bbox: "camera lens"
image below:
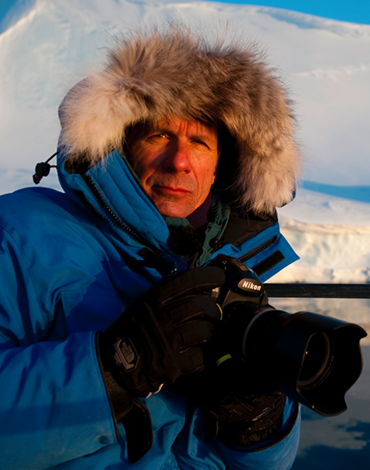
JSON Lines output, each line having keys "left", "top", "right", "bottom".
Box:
{"left": 297, "top": 332, "right": 332, "bottom": 389}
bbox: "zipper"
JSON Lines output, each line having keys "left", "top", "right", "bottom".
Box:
{"left": 81, "top": 174, "right": 280, "bottom": 275}
{"left": 82, "top": 175, "right": 178, "bottom": 276}
{"left": 238, "top": 235, "right": 278, "bottom": 263}
{"left": 82, "top": 174, "right": 151, "bottom": 246}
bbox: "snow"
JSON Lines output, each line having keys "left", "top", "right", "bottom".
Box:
{"left": 0, "top": 0, "right": 369, "bottom": 333}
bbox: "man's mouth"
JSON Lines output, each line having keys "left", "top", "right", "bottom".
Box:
{"left": 153, "top": 185, "right": 191, "bottom": 196}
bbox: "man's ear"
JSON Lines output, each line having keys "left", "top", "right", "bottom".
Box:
{"left": 211, "top": 169, "right": 217, "bottom": 185}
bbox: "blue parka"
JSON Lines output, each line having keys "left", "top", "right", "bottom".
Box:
{"left": 0, "top": 149, "right": 300, "bottom": 470}
{"left": 0, "top": 25, "right": 303, "bottom": 470}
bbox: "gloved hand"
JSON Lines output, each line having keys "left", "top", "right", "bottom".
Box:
{"left": 179, "top": 298, "right": 286, "bottom": 447}
{"left": 186, "top": 357, "right": 286, "bottom": 446}
{"left": 99, "top": 266, "right": 225, "bottom": 400}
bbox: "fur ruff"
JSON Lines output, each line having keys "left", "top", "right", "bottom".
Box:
{"left": 59, "top": 25, "right": 300, "bottom": 214}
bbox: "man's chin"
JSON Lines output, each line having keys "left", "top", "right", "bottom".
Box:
{"left": 159, "top": 208, "right": 193, "bottom": 218}
{"left": 155, "top": 201, "right": 194, "bottom": 219}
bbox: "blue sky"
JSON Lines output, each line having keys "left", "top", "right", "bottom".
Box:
{"left": 1, "top": 1, "right": 370, "bottom": 27}
{"left": 205, "top": 0, "right": 370, "bottom": 25}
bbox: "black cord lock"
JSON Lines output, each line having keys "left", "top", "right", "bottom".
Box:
{"left": 33, "top": 152, "right": 59, "bottom": 184}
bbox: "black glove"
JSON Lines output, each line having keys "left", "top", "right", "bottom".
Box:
{"left": 97, "top": 266, "right": 225, "bottom": 462}
{"left": 99, "top": 266, "right": 225, "bottom": 399}
{"left": 197, "top": 359, "right": 286, "bottom": 445}
{"left": 186, "top": 357, "right": 286, "bottom": 447}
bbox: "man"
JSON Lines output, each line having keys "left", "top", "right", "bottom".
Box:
{"left": 0, "top": 26, "right": 301, "bottom": 469}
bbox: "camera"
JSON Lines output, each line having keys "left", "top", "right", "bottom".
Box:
{"left": 209, "top": 255, "right": 367, "bottom": 416}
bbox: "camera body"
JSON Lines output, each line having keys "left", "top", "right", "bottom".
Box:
{"left": 209, "top": 255, "right": 367, "bottom": 416}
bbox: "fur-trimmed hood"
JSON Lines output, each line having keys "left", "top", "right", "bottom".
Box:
{"left": 59, "top": 25, "right": 300, "bottom": 214}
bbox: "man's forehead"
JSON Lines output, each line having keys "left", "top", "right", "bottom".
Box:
{"left": 131, "top": 117, "right": 218, "bottom": 139}
{"left": 156, "top": 117, "right": 217, "bottom": 132}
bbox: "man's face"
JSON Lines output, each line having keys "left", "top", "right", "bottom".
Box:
{"left": 126, "top": 117, "right": 219, "bottom": 218}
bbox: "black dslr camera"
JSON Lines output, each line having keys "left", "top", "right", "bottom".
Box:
{"left": 209, "top": 255, "right": 367, "bottom": 417}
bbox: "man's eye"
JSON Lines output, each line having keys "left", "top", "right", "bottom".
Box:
{"left": 147, "top": 133, "right": 168, "bottom": 142}
{"left": 194, "top": 139, "right": 209, "bottom": 148}
{"left": 146, "top": 133, "right": 168, "bottom": 145}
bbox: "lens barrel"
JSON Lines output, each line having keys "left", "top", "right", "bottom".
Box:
{"left": 238, "top": 309, "right": 366, "bottom": 416}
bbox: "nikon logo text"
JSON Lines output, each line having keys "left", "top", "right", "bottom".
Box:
{"left": 241, "top": 281, "right": 261, "bottom": 291}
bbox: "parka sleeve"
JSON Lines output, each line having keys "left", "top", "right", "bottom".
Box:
{"left": 0, "top": 227, "right": 118, "bottom": 470}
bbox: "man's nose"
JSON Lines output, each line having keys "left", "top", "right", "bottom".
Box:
{"left": 162, "top": 143, "right": 192, "bottom": 173}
